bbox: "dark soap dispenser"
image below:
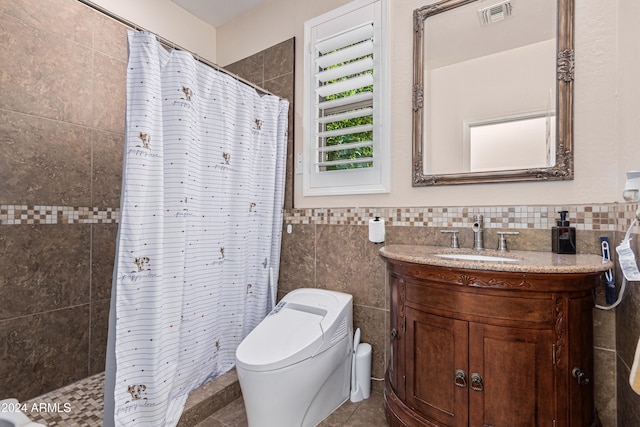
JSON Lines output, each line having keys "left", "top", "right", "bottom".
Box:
{"left": 552, "top": 210, "right": 576, "bottom": 254}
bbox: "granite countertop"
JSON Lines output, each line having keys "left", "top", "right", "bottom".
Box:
{"left": 379, "top": 244, "right": 613, "bottom": 274}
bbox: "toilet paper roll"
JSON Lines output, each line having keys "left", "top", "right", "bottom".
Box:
{"left": 368, "top": 217, "right": 385, "bottom": 243}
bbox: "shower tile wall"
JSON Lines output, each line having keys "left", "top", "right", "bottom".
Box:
{"left": 0, "top": 0, "right": 127, "bottom": 401}
{"left": 0, "top": 1, "right": 294, "bottom": 403}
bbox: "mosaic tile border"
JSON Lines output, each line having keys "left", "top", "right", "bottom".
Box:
{"left": 0, "top": 205, "right": 119, "bottom": 225}
{"left": 2, "top": 203, "right": 637, "bottom": 233}
{"left": 284, "top": 203, "right": 639, "bottom": 233}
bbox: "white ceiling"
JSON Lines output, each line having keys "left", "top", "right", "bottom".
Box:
{"left": 171, "top": 0, "right": 269, "bottom": 28}
{"left": 426, "top": 0, "right": 556, "bottom": 68}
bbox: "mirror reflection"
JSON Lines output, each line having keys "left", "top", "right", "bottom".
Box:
{"left": 467, "top": 114, "right": 556, "bottom": 172}
{"left": 413, "top": 0, "right": 575, "bottom": 186}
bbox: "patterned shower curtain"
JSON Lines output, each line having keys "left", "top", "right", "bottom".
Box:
{"left": 108, "top": 31, "right": 288, "bottom": 426}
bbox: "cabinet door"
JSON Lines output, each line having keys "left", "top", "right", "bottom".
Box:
{"left": 566, "top": 296, "right": 596, "bottom": 427}
{"left": 405, "top": 307, "right": 469, "bottom": 427}
{"left": 468, "top": 323, "right": 555, "bottom": 427}
{"left": 388, "top": 274, "right": 405, "bottom": 399}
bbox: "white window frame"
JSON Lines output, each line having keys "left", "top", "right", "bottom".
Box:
{"left": 303, "top": 0, "right": 390, "bottom": 196}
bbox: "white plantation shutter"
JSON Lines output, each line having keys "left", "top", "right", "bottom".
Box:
{"left": 303, "top": 0, "right": 389, "bottom": 196}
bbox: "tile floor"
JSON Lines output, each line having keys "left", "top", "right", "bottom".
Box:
{"left": 22, "top": 372, "right": 105, "bottom": 426}
{"left": 17, "top": 372, "right": 389, "bottom": 427}
{"left": 195, "top": 392, "right": 390, "bottom": 427}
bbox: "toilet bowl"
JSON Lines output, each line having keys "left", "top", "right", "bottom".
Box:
{"left": 0, "top": 399, "right": 44, "bottom": 427}
{"left": 235, "top": 288, "right": 353, "bottom": 427}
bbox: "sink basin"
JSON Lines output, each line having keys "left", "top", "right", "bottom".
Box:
{"left": 434, "top": 253, "right": 520, "bottom": 262}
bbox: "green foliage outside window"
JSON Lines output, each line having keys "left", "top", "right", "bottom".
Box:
{"left": 322, "top": 65, "right": 374, "bottom": 171}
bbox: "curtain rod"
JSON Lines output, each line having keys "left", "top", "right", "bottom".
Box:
{"left": 76, "top": 0, "right": 280, "bottom": 98}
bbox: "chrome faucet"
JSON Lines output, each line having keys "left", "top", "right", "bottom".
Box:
{"left": 440, "top": 229, "right": 460, "bottom": 248}
{"left": 496, "top": 231, "right": 520, "bottom": 252}
{"left": 472, "top": 215, "right": 484, "bottom": 250}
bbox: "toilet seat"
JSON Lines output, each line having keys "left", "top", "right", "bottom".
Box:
{"left": 236, "top": 304, "right": 325, "bottom": 372}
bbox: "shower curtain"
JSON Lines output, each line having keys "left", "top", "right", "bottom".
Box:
{"left": 106, "top": 31, "right": 289, "bottom": 426}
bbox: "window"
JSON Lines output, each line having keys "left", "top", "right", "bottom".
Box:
{"left": 464, "top": 112, "right": 556, "bottom": 172}
{"left": 303, "top": 0, "right": 389, "bottom": 196}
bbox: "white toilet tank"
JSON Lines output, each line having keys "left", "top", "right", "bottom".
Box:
{"left": 235, "top": 288, "right": 353, "bottom": 427}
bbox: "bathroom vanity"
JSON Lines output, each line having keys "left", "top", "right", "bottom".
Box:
{"left": 380, "top": 245, "right": 612, "bottom": 427}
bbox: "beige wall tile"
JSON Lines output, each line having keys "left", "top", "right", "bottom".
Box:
{"left": 0, "top": 110, "right": 92, "bottom": 206}
{"left": 593, "top": 292, "right": 617, "bottom": 350}
{"left": 92, "top": 10, "right": 129, "bottom": 62}
{"left": 92, "top": 130, "right": 123, "bottom": 209}
{"left": 616, "top": 270, "right": 640, "bottom": 366}
{"left": 315, "top": 224, "right": 386, "bottom": 309}
{"left": 91, "top": 223, "right": 118, "bottom": 300}
{"left": 90, "top": 298, "right": 111, "bottom": 375}
{"left": 0, "top": 0, "right": 93, "bottom": 46}
{"left": 92, "top": 53, "right": 126, "bottom": 132}
{"left": 223, "top": 53, "right": 264, "bottom": 87}
{"left": 263, "top": 38, "right": 294, "bottom": 82}
{"left": 0, "top": 15, "right": 93, "bottom": 126}
{"left": 353, "top": 304, "right": 387, "bottom": 387}
{"left": 0, "top": 225, "right": 91, "bottom": 320}
{"left": 0, "top": 305, "right": 90, "bottom": 401}
{"left": 617, "top": 355, "right": 640, "bottom": 426}
{"left": 278, "top": 223, "right": 315, "bottom": 292}
{"left": 594, "top": 348, "right": 617, "bottom": 426}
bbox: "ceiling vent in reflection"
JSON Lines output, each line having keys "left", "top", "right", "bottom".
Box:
{"left": 478, "top": 0, "right": 513, "bottom": 25}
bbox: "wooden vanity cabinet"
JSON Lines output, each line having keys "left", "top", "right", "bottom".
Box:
{"left": 384, "top": 259, "right": 600, "bottom": 427}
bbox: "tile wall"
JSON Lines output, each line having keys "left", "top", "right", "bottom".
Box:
{"left": 0, "top": 1, "right": 296, "bottom": 403}
{"left": 2, "top": 1, "right": 640, "bottom": 426}
{"left": 278, "top": 204, "right": 640, "bottom": 427}
{"left": 616, "top": 218, "right": 640, "bottom": 425}
{"left": 225, "top": 20, "right": 640, "bottom": 427}
{"left": 0, "top": 0, "right": 126, "bottom": 400}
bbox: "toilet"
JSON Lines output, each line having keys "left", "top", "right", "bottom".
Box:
{"left": 235, "top": 288, "right": 353, "bottom": 427}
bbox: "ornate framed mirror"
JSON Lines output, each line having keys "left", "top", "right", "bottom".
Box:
{"left": 412, "top": 0, "right": 574, "bottom": 186}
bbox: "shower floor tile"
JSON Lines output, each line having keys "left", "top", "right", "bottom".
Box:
{"left": 22, "top": 372, "right": 105, "bottom": 426}
{"left": 17, "top": 371, "right": 389, "bottom": 426}
{"left": 197, "top": 391, "right": 390, "bottom": 427}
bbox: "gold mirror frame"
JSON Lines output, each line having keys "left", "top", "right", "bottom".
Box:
{"left": 412, "top": 0, "right": 575, "bottom": 186}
